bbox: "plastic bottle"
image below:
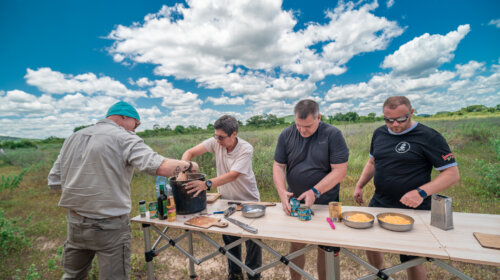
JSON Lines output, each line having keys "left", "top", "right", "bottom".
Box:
{"left": 155, "top": 176, "right": 167, "bottom": 199}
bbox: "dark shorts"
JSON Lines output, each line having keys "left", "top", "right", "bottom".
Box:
{"left": 369, "top": 194, "right": 429, "bottom": 263}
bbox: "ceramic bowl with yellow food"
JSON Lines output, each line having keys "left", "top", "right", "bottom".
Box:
{"left": 341, "top": 211, "right": 374, "bottom": 229}
{"left": 377, "top": 212, "right": 414, "bottom": 232}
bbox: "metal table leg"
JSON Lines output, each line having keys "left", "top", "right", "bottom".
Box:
{"left": 142, "top": 223, "right": 155, "bottom": 280}
{"left": 188, "top": 231, "right": 197, "bottom": 279}
{"left": 323, "top": 247, "right": 340, "bottom": 280}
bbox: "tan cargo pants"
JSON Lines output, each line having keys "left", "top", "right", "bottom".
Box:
{"left": 61, "top": 211, "right": 131, "bottom": 280}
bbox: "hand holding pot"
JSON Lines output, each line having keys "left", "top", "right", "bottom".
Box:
{"left": 185, "top": 180, "right": 207, "bottom": 197}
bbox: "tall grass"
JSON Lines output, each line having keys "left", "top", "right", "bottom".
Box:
{"left": 0, "top": 117, "right": 498, "bottom": 279}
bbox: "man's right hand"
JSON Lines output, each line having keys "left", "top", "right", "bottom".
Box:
{"left": 279, "top": 190, "right": 294, "bottom": 215}
{"left": 353, "top": 185, "right": 364, "bottom": 204}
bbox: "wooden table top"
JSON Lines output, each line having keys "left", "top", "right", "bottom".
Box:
{"left": 131, "top": 199, "right": 500, "bottom": 266}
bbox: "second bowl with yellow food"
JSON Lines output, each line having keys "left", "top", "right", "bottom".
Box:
{"left": 341, "top": 211, "right": 374, "bottom": 229}
{"left": 377, "top": 212, "right": 414, "bottom": 232}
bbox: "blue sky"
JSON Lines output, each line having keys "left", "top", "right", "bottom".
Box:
{"left": 1, "top": 0, "right": 499, "bottom": 139}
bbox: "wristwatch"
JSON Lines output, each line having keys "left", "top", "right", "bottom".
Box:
{"left": 205, "top": 180, "right": 212, "bottom": 191}
{"left": 311, "top": 187, "right": 321, "bottom": 199}
{"left": 416, "top": 187, "right": 428, "bottom": 198}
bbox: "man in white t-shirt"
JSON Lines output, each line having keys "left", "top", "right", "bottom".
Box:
{"left": 183, "top": 115, "right": 261, "bottom": 280}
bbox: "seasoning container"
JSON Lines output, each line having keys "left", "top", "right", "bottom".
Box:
{"left": 139, "top": 200, "right": 146, "bottom": 218}
{"left": 290, "top": 198, "right": 300, "bottom": 217}
{"left": 297, "top": 206, "right": 312, "bottom": 221}
{"left": 167, "top": 196, "right": 176, "bottom": 222}
{"left": 329, "top": 202, "right": 341, "bottom": 222}
{"left": 149, "top": 202, "right": 158, "bottom": 219}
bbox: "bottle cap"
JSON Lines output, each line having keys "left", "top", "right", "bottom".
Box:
{"left": 139, "top": 200, "right": 146, "bottom": 205}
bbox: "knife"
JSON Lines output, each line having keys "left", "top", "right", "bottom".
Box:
{"left": 225, "top": 216, "right": 258, "bottom": 234}
{"left": 223, "top": 206, "right": 258, "bottom": 234}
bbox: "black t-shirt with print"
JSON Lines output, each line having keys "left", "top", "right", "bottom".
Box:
{"left": 370, "top": 122, "right": 456, "bottom": 209}
{"left": 274, "top": 122, "right": 349, "bottom": 204}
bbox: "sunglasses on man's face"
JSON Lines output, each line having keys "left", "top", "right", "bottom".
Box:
{"left": 214, "top": 135, "right": 229, "bottom": 141}
{"left": 383, "top": 114, "right": 410, "bottom": 124}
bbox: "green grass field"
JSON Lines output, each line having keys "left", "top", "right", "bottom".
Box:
{"left": 0, "top": 117, "right": 498, "bottom": 279}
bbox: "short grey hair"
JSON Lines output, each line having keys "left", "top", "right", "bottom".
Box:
{"left": 214, "top": 115, "right": 238, "bottom": 136}
{"left": 294, "top": 99, "right": 319, "bottom": 119}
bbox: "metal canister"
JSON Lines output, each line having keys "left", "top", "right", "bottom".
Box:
{"left": 297, "top": 206, "right": 312, "bottom": 221}
{"left": 431, "top": 194, "right": 454, "bottom": 230}
{"left": 290, "top": 198, "right": 300, "bottom": 217}
{"left": 149, "top": 202, "right": 158, "bottom": 219}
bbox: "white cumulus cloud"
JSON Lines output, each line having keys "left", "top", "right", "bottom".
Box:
{"left": 382, "top": 24, "right": 470, "bottom": 77}
{"left": 25, "top": 67, "right": 146, "bottom": 98}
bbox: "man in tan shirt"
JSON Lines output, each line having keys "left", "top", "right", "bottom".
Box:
{"left": 48, "top": 101, "right": 198, "bottom": 280}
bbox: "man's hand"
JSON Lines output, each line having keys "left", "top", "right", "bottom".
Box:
{"left": 297, "top": 189, "right": 316, "bottom": 207}
{"left": 353, "top": 186, "right": 364, "bottom": 204}
{"left": 278, "top": 190, "right": 294, "bottom": 215}
{"left": 400, "top": 189, "right": 424, "bottom": 208}
{"left": 191, "top": 162, "right": 199, "bottom": 173}
{"left": 185, "top": 180, "right": 207, "bottom": 197}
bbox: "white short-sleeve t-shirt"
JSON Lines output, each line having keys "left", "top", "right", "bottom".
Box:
{"left": 203, "top": 137, "right": 260, "bottom": 202}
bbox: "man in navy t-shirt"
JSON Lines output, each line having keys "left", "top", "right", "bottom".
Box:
{"left": 353, "top": 96, "right": 460, "bottom": 280}
{"left": 274, "top": 99, "right": 349, "bottom": 280}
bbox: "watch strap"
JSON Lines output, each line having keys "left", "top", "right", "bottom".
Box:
{"left": 311, "top": 187, "right": 321, "bottom": 198}
{"left": 416, "top": 187, "right": 428, "bottom": 198}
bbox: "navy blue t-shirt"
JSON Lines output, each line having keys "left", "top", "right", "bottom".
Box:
{"left": 274, "top": 122, "right": 349, "bottom": 204}
{"left": 370, "top": 122, "right": 457, "bottom": 209}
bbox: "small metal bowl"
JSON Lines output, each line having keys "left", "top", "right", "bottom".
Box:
{"left": 377, "top": 212, "right": 414, "bottom": 232}
{"left": 241, "top": 204, "right": 266, "bottom": 218}
{"left": 341, "top": 211, "right": 374, "bottom": 229}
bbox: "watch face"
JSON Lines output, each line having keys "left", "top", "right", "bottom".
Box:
{"left": 206, "top": 180, "right": 212, "bottom": 187}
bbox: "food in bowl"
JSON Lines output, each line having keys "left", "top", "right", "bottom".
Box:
{"left": 379, "top": 215, "right": 411, "bottom": 225}
{"left": 345, "top": 213, "right": 373, "bottom": 223}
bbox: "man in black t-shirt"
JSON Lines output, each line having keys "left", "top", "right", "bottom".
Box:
{"left": 274, "top": 99, "right": 349, "bottom": 280}
{"left": 354, "top": 96, "right": 460, "bottom": 280}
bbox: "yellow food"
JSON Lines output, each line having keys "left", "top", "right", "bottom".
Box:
{"left": 379, "top": 215, "right": 411, "bottom": 225}
{"left": 346, "top": 213, "right": 372, "bottom": 222}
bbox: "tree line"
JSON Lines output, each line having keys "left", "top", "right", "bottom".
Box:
{"left": 0, "top": 104, "right": 498, "bottom": 148}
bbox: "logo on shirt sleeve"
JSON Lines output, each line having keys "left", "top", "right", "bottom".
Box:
{"left": 395, "top": 142, "right": 411, "bottom": 153}
{"left": 441, "top": 153, "right": 455, "bottom": 161}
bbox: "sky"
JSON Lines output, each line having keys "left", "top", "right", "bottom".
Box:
{"left": 0, "top": 0, "right": 499, "bottom": 139}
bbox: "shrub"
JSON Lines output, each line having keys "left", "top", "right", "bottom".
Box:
{"left": 0, "top": 168, "right": 27, "bottom": 192}
{"left": 0, "top": 210, "right": 31, "bottom": 258}
{"left": 475, "top": 138, "right": 500, "bottom": 197}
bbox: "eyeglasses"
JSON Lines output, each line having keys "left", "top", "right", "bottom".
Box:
{"left": 133, "top": 119, "right": 141, "bottom": 129}
{"left": 214, "top": 134, "right": 229, "bottom": 141}
{"left": 384, "top": 114, "right": 410, "bottom": 124}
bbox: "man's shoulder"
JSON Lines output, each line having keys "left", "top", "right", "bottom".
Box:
{"left": 237, "top": 137, "right": 254, "bottom": 152}
{"left": 319, "top": 122, "right": 342, "bottom": 134}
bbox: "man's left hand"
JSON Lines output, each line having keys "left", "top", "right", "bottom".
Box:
{"left": 185, "top": 180, "right": 207, "bottom": 197}
{"left": 297, "top": 189, "right": 316, "bottom": 207}
{"left": 400, "top": 190, "right": 423, "bottom": 208}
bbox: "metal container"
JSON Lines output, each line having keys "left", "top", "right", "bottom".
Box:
{"left": 297, "top": 206, "right": 312, "bottom": 221}
{"left": 431, "top": 194, "right": 454, "bottom": 230}
{"left": 341, "top": 211, "right": 374, "bottom": 229}
{"left": 169, "top": 173, "right": 207, "bottom": 214}
{"left": 377, "top": 212, "right": 414, "bottom": 232}
{"left": 241, "top": 204, "right": 266, "bottom": 218}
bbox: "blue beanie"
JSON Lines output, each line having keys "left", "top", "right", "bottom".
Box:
{"left": 106, "top": 101, "right": 140, "bottom": 121}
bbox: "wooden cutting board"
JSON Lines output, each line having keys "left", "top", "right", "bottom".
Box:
{"left": 473, "top": 232, "right": 500, "bottom": 250}
{"left": 184, "top": 216, "right": 228, "bottom": 229}
{"left": 206, "top": 193, "right": 221, "bottom": 203}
